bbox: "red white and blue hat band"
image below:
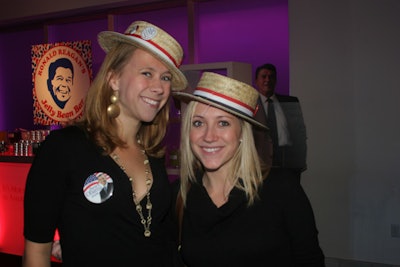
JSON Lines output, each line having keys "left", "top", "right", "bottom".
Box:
{"left": 125, "top": 32, "right": 181, "bottom": 68}
{"left": 193, "top": 87, "right": 256, "bottom": 118}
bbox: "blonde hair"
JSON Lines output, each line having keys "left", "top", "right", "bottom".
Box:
{"left": 179, "top": 101, "right": 267, "bottom": 206}
{"left": 77, "top": 42, "right": 169, "bottom": 157}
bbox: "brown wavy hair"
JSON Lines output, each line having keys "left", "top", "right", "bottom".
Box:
{"left": 76, "top": 42, "right": 170, "bottom": 158}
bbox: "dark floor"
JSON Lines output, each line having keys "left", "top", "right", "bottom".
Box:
{"left": 0, "top": 252, "right": 62, "bottom": 266}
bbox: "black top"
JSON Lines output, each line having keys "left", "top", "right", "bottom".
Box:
{"left": 24, "top": 126, "right": 176, "bottom": 267}
{"left": 180, "top": 168, "right": 325, "bottom": 267}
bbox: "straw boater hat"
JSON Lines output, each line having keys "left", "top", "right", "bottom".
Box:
{"left": 98, "top": 20, "right": 188, "bottom": 91}
{"left": 173, "top": 72, "right": 268, "bottom": 130}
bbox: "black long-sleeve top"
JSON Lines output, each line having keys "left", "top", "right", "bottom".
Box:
{"left": 24, "top": 126, "right": 176, "bottom": 266}
{"left": 180, "top": 168, "right": 325, "bottom": 267}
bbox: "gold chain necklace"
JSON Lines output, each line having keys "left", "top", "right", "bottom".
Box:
{"left": 111, "top": 141, "right": 153, "bottom": 237}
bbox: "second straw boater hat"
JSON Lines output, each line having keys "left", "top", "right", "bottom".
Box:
{"left": 97, "top": 20, "right": 188, "bottom": 91}
{"left": 173, "top": 72, "right": 268, "bottom": 130}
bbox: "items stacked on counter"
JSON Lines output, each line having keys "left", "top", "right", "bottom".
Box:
{"left": 0, "top": 129, "right": 50, "bottom": 157}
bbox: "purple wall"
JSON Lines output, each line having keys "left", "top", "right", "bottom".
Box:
{"left": 196, "top": 0, "right": 289, "bottom": 91}
{"left": 46, "top": 18, "right": 108, "bottom": 75}
{"left": 0, "top": 0, "right": 288, "bottom": 132}
{"left": 0, "top": 28, "right": 44, "bottom": 131}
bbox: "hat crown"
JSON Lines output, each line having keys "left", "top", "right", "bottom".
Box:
{"left": 195, "top": 72, "right": 259, "bottom": 116}
{"left": 172, "top": 72, "right": 267, "bottom": 129}
{"left": 123, "top": 21, "right": 183, "bottom": 68}
{"left": 97, "top": 20, "right": 188, "bottom": 90}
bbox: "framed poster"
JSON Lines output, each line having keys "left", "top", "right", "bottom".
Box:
{"left": 32, "top": 41, "right": 92, "bottom": 125}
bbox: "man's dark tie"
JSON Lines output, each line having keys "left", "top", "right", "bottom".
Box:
{"left": 267, "top": 98, "right": 279, "bottom": 163}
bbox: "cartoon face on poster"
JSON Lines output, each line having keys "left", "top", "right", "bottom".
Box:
{"left": 32, "top": 41, "right": 92, "bottom": 125}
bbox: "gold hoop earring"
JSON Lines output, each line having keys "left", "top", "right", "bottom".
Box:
{"left": 107, "top": 91, "right": 120, "bottom": 118}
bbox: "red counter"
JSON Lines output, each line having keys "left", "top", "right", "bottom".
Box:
{"left": 0, "top": 160, "right": 31, "bottom": 256}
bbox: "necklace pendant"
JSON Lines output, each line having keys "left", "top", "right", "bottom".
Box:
{"left": 112, "top": 145, "right": 153, "bottom": 239}
{"left": 144, "top": 230, "right": 151, "bottom": 237}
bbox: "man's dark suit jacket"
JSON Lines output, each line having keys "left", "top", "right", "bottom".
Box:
{"left": 253, "top": 94, "right": 307, "bottom": 173}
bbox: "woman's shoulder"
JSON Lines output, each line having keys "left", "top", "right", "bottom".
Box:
{"left": 39, "top": 125, "right": 90, "bottom": 153}
{"left": 47, "top": 125, "right": 86, "bottom": 139}
{"left": 259, "top": 168, "right": 306, "bottom": 206}
{"left": 263, "top": 168, "right": 300, "bottom": 190}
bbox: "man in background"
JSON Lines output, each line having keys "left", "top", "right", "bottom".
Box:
{"left": 253, "top": 63, "right": 307, "bottom": 180}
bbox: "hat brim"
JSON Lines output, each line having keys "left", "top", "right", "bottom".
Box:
{"left": 98, "top": 31, "right": 188, "bottom": 91}
{"left": 173, "top": 92, "right": 268, "bottom": 130}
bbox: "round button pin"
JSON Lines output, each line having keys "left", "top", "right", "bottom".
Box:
{"left": 83, "top": 172, "right": 114, "bottom": 204}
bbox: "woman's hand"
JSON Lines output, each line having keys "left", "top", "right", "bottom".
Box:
{"left": 51, "top": 240, "right": 62, "bottom": 261}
